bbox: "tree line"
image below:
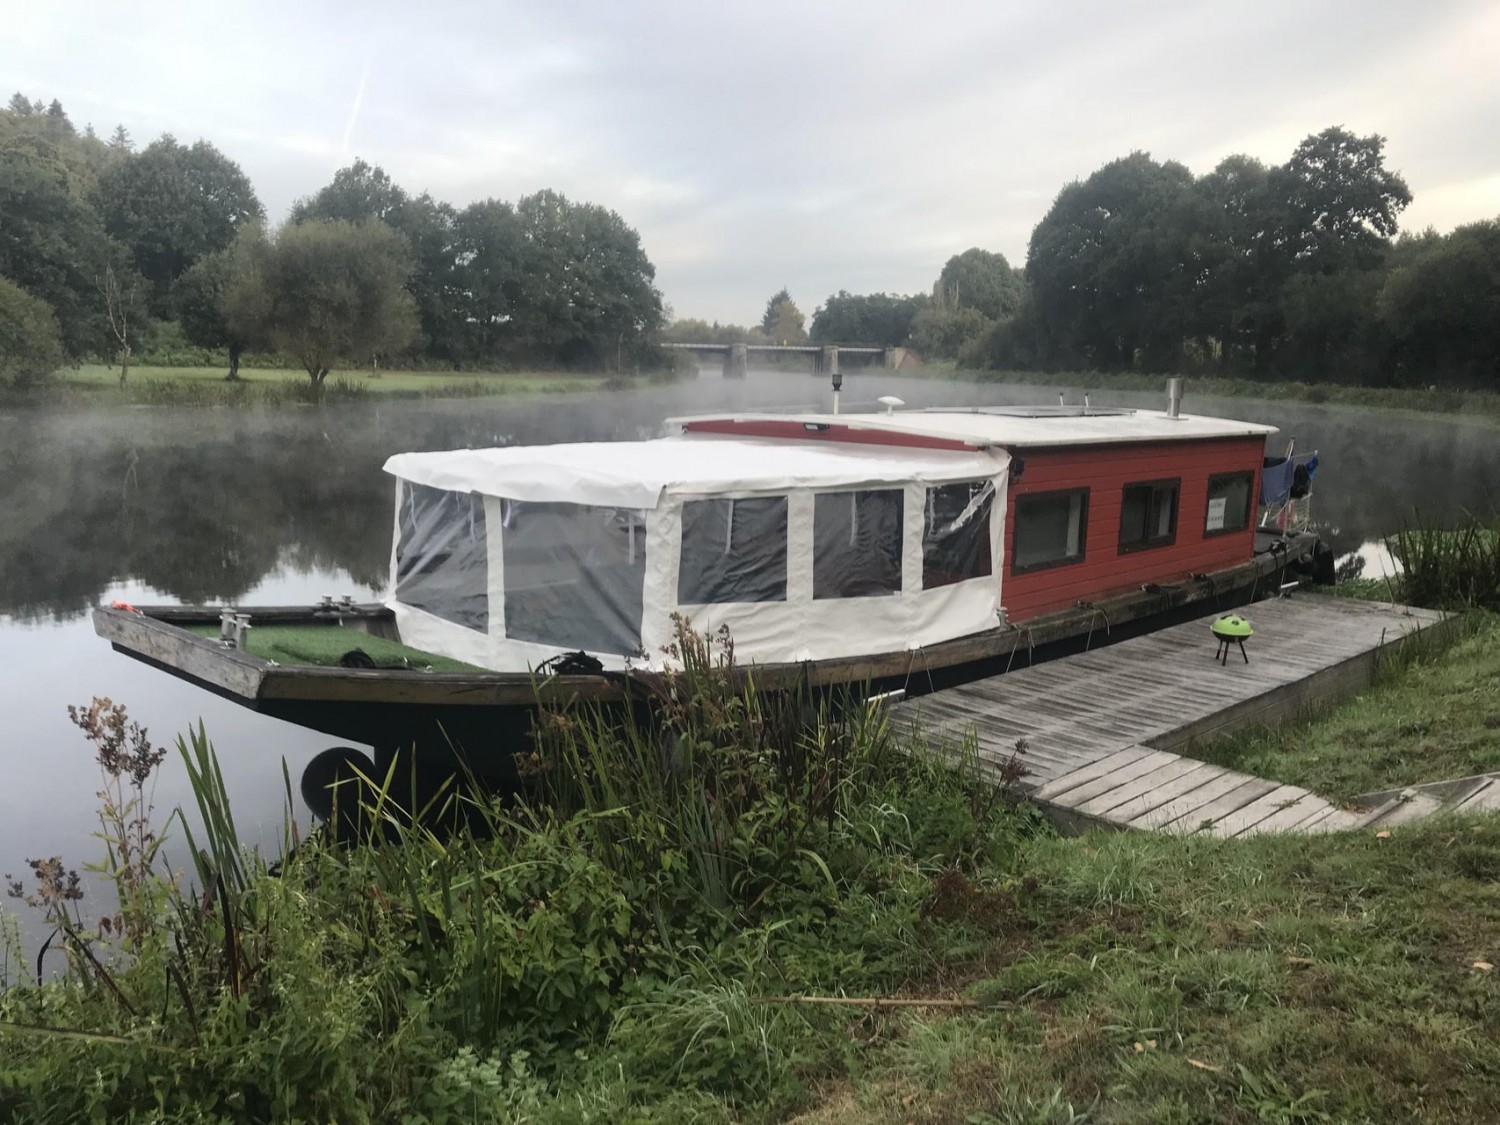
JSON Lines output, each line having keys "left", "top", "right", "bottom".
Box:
{"left": 674, "top": 127, "right": 1495, "bottom": 389}
{"left": 0, "top": 95, "right": 665, "bottom": 388}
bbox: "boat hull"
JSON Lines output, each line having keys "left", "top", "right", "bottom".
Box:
{"left": 94, "top": 531, "right": 1321, "bottom": 762}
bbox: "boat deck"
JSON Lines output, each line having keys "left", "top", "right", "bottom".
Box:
{"left": 891, "top": 594, "right": 1454, "bottom": 836}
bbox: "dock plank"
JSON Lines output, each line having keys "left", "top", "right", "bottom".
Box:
{"left": 886, "top": 595, "right": 1456, "bottom": 837}
{"left": 1202, "top": 785, "right": 1311, "bottom": 837}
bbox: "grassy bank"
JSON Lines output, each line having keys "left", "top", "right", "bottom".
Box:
{"left": 813, "top": 818, "right": 1500, "bottom": 1124}
{"left": 11, "top": 364, "right": 618, "bottom": 407}
{"left": 931, "top": 363, "right": 1500, "bottom": 421}
{"left": 6, "top": 611, "right": 1500, "bottom": 1121}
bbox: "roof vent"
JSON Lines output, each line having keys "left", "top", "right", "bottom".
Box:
{"left": 877, "top": 395, "right": 905, "bottom": 415}
{"left": 1167, "top": 378, "right": 1184, "bottom": 419}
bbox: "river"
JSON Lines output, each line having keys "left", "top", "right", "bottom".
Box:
{"left": 2, "top": 370, "right": 1496, "bottom": 949}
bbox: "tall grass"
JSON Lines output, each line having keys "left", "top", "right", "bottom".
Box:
{"left": 1389, "top": 513, "right": 1500, "bottom": 611}
{"left": 1, "top": 627, "right": 1035, "bottom": 1121}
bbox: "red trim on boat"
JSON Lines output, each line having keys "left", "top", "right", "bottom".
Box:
{"left": 681, "top": 418, "right": 974, "bottom": 451}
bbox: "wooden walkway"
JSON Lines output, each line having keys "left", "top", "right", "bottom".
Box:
{"left": 1349, "top": 770, "right": 1500, "bottom": 828}
{"left": 891, "top": 595, "right": 1453, "bottom": 837}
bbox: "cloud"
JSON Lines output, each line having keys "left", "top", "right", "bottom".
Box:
{"left": 3, "top": 0, "right": 1496, "bottom": 322}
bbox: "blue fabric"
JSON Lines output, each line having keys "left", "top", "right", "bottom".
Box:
{"left": 1261, "top": 458, "right": 1296, "bottom": 505}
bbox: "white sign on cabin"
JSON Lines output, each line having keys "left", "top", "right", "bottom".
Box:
{"left": 1206, "top": 497, "right": 1228, "bottom": 531}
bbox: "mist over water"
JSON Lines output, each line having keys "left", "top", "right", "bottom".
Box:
{"left": 2, "top": 367, "right": 1497, "bottom": 950}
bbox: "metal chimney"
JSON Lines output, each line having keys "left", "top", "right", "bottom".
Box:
{"left": 1166, "top": 377, "right": 1183, "bottom": 419}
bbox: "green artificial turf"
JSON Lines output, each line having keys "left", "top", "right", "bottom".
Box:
{"left": 189, "top": 623, "right": 484, "bottom": 672}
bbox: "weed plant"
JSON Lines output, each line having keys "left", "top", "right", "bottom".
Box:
{"left": 1389, "top": 513, "right": 1500, "bottom": 612}
{"left": 0, "top": 626, "right": 1036, "bottom": 1122}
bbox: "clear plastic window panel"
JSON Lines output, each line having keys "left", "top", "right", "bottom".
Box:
{"left": 678, "top": 497, "right": 788, "bottom": 604}
{"left": 501, "top": 500, "right": 647, "bottom": 655}
{"left": 813, "top": 489, "right": 903, "bottom": 599}
{"left": 1013, "top": 490, "right": 1088, "bottom": 570}
{"left": 922, "top": 481, "right": 994, "bottom": 589}
{"left": 395, "top": 482, "right": 489, "bottom": 632}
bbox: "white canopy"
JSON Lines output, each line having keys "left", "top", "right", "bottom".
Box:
{"left": 384, "top": 434, "right": 1008, "bottom": 508}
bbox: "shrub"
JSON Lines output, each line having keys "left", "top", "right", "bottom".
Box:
{"left": 1, "top": 632, "right": 1039, "bottom": 1120}
{"left": 0, "top": 277, "right": 64, "bottom": 388}
{"left": 1390, "top": 513, "right": 1500, "bottom": 611}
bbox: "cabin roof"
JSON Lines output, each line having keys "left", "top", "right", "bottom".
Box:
{"left": 668, "top": 407, "right": 1278, "bottom": 450}
{"left": 385, "top": 435, "right": 1008, "bottom": 510}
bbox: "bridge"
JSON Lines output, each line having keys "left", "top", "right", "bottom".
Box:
{"left": 663, "top": 342, "right": 911, "bottom": 378}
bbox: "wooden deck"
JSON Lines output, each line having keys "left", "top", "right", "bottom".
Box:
{"left": 891, "top": 594, "right": 1454, "bottom": 837}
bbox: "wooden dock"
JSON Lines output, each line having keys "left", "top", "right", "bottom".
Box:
{"left": 891, "top": 595, "right": 1454, "bottom": 836}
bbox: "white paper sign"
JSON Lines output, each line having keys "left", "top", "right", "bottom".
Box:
{"left": 1206, "top": 497, "right": 1228, "bottom": 531}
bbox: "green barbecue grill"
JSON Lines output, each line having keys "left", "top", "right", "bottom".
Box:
{"left": 1211, "top": 614, "right": 1254, "bottom": 665}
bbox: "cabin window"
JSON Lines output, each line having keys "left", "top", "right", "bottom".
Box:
{"left": 678, "top": 497, "right": 788, "bottom": 604}
{"left": 923, "top": 481, "right": 994, "bottom": 589}
{"left": 1204, "top": 471, "right": 1254, "bottom": 536}
{"left": 501, "top": 500, "right": 647, "bottom": 656}
{"left": 1118, "top": 479, "right": 1179, "bottom": 552}
{"left": 395, "top": 482, "right": 489, "bottom": 632}
{"left": 1012, "top": 488, "right": 1089, "bottom": 573}
{"left": 814, "top": 489, "right": 903, "bottom": 599}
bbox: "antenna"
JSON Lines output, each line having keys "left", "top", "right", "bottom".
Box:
{"left": 877, "top": 395, "right": 905, "bottom": 415}
{"left": 1058, "top": 392, "right": 1066, "bottom": 407}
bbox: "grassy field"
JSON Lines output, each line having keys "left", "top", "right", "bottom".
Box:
{"left": 804, "top": 816, "right": 1500, "bottom": 1124}
{"left": 37, "top": 363, "right": 612, "bottom": 403}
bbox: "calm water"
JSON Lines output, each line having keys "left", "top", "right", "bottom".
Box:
{"left": 2, "top": 370, "right": 1497, "bottom": 948}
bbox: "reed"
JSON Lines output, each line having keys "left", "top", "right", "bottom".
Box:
{"left": 1389, "top": 513, "right": 1500, "bottom": 611}
{"left": 0, "top": 632, "right": 1036, "bottom": 1120}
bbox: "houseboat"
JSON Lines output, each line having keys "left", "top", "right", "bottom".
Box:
{"left": 94, "top": 382, "right": 1322, "bottom": 806}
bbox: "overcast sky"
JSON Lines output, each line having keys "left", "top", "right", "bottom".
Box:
{"left": 6, "top": 1, "right": 1498, "bottom": 323}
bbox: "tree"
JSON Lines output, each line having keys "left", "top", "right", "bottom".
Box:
{"left": 1276, "top": 127, "right": 1411, "bottom": 274}
{"left": 909, "top": 305, "right": 992, "bottom": 359}
{"left": 97, "top": 261, "right": 144, "bottom": 385}
{"left": 450, "top": 198, "right": 522, "bottom": 363}
{"left": 0, "top": 276, "right": 64, "bottom": 387}
{"left": 295, "top": 162, "right": 462, "bottom": 360}
{"left": 175, "top": 224, "right": 262, "bottom": 380}
{"left": 664, "top": 318, "right": 755, "bottom": 344}
{"left": 810, "top": 291, "right": 924, "bottom": 345}
{"left": 760, "top": 288, "right": 806, "bottom": 343}
{"left": 503, "top": 190, "right": 664, "bottom": 367}
{"left": 1278, "top": 267, "right": 1385, "bottom": 383}
{"left": 1025, "top": 152, "right": 1197, "bottom": 370}
{"left": 0, "top": 134, "right": 120, "bottom": 358}
{"left": 292, "top": 159, "right": 407, "bottom": 225}
{"left": 1185, "top": 154, "right": 1286, "bottom": 371}
{"left": 225, "top": 220, "right": 418, "bottom": 387}
{"left": 42, "top": 100, "right": 74, "bottom": 141}
{"left": 108, "top": 125, "right": 132, "bottom": 152}
{"left": 934, "top": 248, "right": 1023, "bottom": 321}
{"left": 98, "top": 135, "right": 263, "bottom": 312}
{"left": 7, "top": 93, "right": 34, "bottom": 116}
{"left": 1377, "top": 219, "right": 1500, "bottom": 387}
